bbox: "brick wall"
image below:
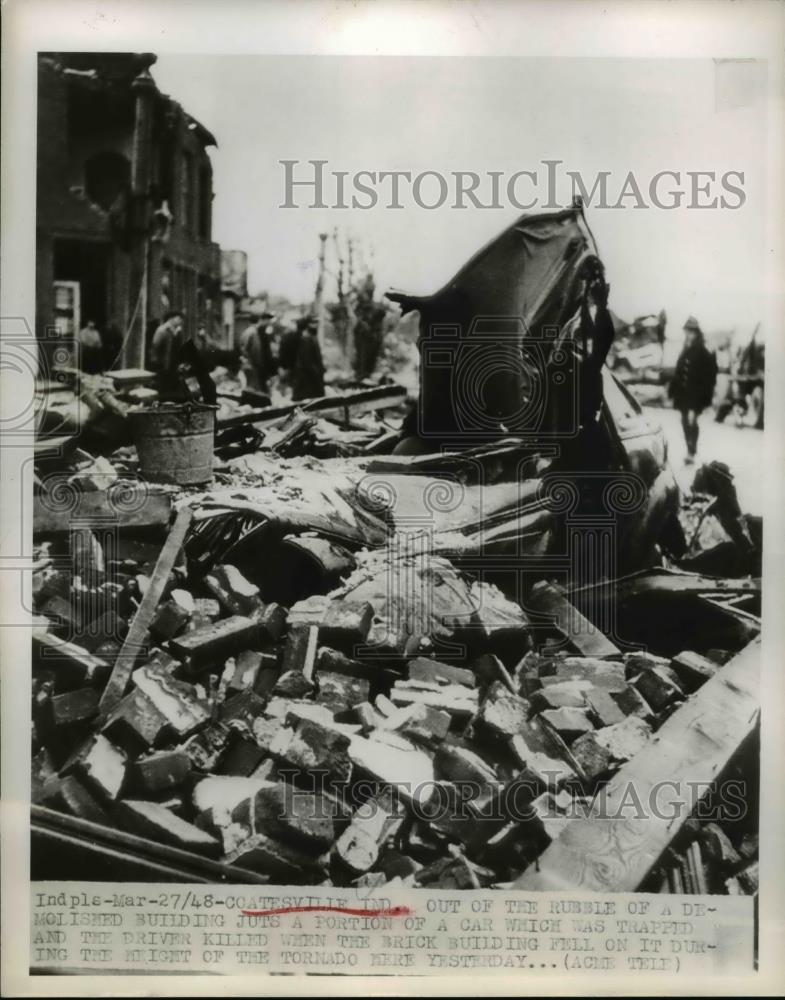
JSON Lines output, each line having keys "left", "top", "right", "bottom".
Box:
{"left": 36, "top": 54, "right": 223, "bottom": 363}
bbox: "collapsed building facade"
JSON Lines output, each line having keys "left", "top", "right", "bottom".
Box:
{"left": 31, "top": 204, "right": 760, "bottom": 898}
{"left": 36, "top": 52, "right": 221, "bottom": 370}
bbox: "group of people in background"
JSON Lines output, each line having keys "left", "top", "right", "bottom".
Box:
{"left": 238, "top": 311, "right": 325, "bottom": 401}
{"left": 145, "top": 308, "right": 325, "bottom": 404}
{"left": 69, "top": 308, "right": 326, "bottom": 409}
{"left": 71, "top": 307, "right": 751, "bottom": 467}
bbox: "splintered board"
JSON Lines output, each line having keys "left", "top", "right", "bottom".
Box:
{"left": 515, "top": 636, "right": 759, "bottom": 893}
{"left": 98, "top": 507, "right": 193, "bottom": 714}
{"left": 33, "top": 489, "right": 172, "bottom": 535}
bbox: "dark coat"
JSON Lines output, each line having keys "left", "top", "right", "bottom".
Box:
{"left": 241, "top": 324, "right": 275, "bottom": 391}
{"left": 278, "top": 329, "right": 301, "bottom": 372}
{"left": 292, "top": 332, "right": 325, "bottom": 401}
{"left": 669, "top": 343, "right": 717, "bottom": 412}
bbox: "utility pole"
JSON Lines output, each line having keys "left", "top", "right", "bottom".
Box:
{"left": 346, "top": 236, "right": 357, "bottom": 373}
{"left": 122, "top": 68, "right": 156, "bottom": 370}
{"left": 314, "top": 232, "right": 328, "bottom": 344}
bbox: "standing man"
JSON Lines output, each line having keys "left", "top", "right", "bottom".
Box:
{"left": 668, "top": 316, "right": 717, "bottom": 464}
{"left": 74, "top": 320, "right": 104, "bottom": 374}
{"left": 150, "top": 310, "right": 186, "bottom": 378}
{"left": 149, "top": 309, "right": 186, "bottom": 402}
{"left": 240, "top": 311, "right": 276, "bottom": 393}
{"left": 277, "top": 318, "right": 301, "bottom": 393}
{"left": 291, "top": 315, "right": 325, "bottom": 401}
{"left": 149, "top": 310, "right": 216, "bottom": 405}
{"left": 194, "top": 323, "right": 215, "bottom": 370}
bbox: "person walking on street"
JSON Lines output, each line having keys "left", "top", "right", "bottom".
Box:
{"left": 291, "top": 315, "right": 325, "bottom": 401}
{"left": 668, "top": 316, "right": 718, "bottom": 464}
{"left": 240, "top": 311, "right": 276, "bottom": 393}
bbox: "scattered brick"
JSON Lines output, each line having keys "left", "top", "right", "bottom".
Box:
{"left": 319, "top": 599, "right": 374, "bottom": 651}
{"left": 101, "top": 688, "right": 170, "bottom": 755}
{"left": 253, "top": 602, "right": 288, "bottom": 644}
{"left": 130, "top": 749, "right": 191, "bottom": 794}
{"left": 632, "top": 666, "right": 685, "bottom": 712}
{"left": 148, "top": 599, "right": 191, "bottom": 641}
{"left": 540, "top": 706, "right": 595, "bottom": 743}
{"left": 117, "top": 799, "right": 221, "bottom": 856}
{"left": 475, "top": 681, "right": 530, "bottom": 739}
{"left": 670, "top": 650, "right": 718, "bottom": 692}
{"left": 408, "top": 656, "right": 476, "bottom": 688}
{"left": 50, "top": 687, "right": 99, "bottom": 727}
{"left": 132, "top": 662, "right": 211, "bottom": 738}
{"left": 584, "top": 688, "right": 626, "bottom": 728}
{"left": 39, "top": 775, "right": 111, "bottom": 825}
{"left": 205, "top": 564, "right": 263, "bottom": 617}
{"left": 170, "top": 616, "right": 260, "bottom": 672}
{"left": 62, "top": 733, "right": 128, "bottom": 801}
{"left": 316, "top": 671, "right": 370, "bottom": 713}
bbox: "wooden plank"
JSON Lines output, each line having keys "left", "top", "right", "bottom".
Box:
{"left": 570, "top": 568, "right": 760, "bottom": 602}
{"left": 33, "top": 489, "right": 172, "bottom": 535}
{"left": 33, "top": 633, "right": 111, "bottom": 687}
{"left": 107, "top": 368, "right": 155, "bottom": 389}
{"left": 31, "top": 806, "right": 269, "bottom": 883}
{"left": 98, "top": 507, "right": 193, "bottom": 714}
{"left": 529, "top": 581, "right": 621, "bottom": 658}
{"left": 34, "top": 435, "right": 78, "bottom": 460}
{"left": 515, "top": 636, "right": 759, "bottom": 892}
{"left": 217, "top": 384, "right": 406, "bottom": 430}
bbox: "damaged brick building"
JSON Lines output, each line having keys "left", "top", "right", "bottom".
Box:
{"left": 36, "top": 52, "right": 221, "bottom": 370}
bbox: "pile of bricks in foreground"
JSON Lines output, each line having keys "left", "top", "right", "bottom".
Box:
{"left": 32, "top": 559, "right": 757, "bottom": 893}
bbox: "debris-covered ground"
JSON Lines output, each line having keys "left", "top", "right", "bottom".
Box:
{"left": 31, "top": 384, "right": 760, "bottom": 895}
{"left": 30, "top": 205, "right": 761, "bottom": 895}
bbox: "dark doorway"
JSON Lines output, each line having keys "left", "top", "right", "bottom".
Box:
{"left": 53, "top": 239, "right": 110, "bottom": 333}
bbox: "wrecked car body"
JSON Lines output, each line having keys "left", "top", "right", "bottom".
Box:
{"left": 387, "top": 202, "right": 683, "bottom": 577}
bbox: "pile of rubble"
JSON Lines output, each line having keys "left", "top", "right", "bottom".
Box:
{"left": 35, "top": 368, "right": 408, "bottom": 468}
{"left": 31, "top": 454, "right": 760, "bottom": 894}
{"left": 31, "top": 196, "right": 762, "bottom": 892}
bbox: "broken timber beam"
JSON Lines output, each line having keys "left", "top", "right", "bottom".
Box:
{"left": 515, "top": 636, "right": 759, "bottom": 893}
{"left": 33, "top": 488, "right": 172, "bottom": 536}
{"left": 529, "top": 581, "right": 620, "bottom": 658}
{"left": 98, "top": 507, "right": 193, "bottom": 715}
{"left": 216, "top": 384, "right": 406, "bottom": 430}
{"left": 570, "top": 568, "right": 760, "bottom": 602}
{"left": 30, "top": 805, "right": 269, "bottom": 884}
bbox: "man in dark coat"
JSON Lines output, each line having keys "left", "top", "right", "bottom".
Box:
{"left": 277, "top": 319, "right": 301, "bottom": 390}
{"left": 291, "top": 315, "right": 325, "bottom": 401}
{"left": 150, "top": 310, "right": 186, "bottom": 379}
{"left": 277, "top": 315, "right": 325, "bottom": 402}
{"left": 240, "top": 311, "right": 276, "bottom": 392}
{"left": 149, "top": 310, "right": 216, "bottom": 404}
{"left": 75, "top": 320, "right": 104, "bottom": 374}
{"left": 668, "top": 317, "right": 717, "bottom": 463}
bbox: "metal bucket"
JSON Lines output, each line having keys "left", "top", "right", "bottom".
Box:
{"left": 130, "top": 403, "right": 217, "bottom": 485}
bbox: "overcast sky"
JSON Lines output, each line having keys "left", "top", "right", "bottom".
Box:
{"left": 152, "top": 55, "right": 767, "bottom": 336}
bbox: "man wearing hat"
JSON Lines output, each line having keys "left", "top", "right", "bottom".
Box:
{"left": 278, "top": 315, "right": 324, "bottom": 401}
{"left": 290, "top": 314, "right": 325, "bottom": 401}
{"left": 240, "top": 310, "right": 277, "bottom": 393}
{"left": 668, "top": 317, "right": 718, "bottom": 463}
